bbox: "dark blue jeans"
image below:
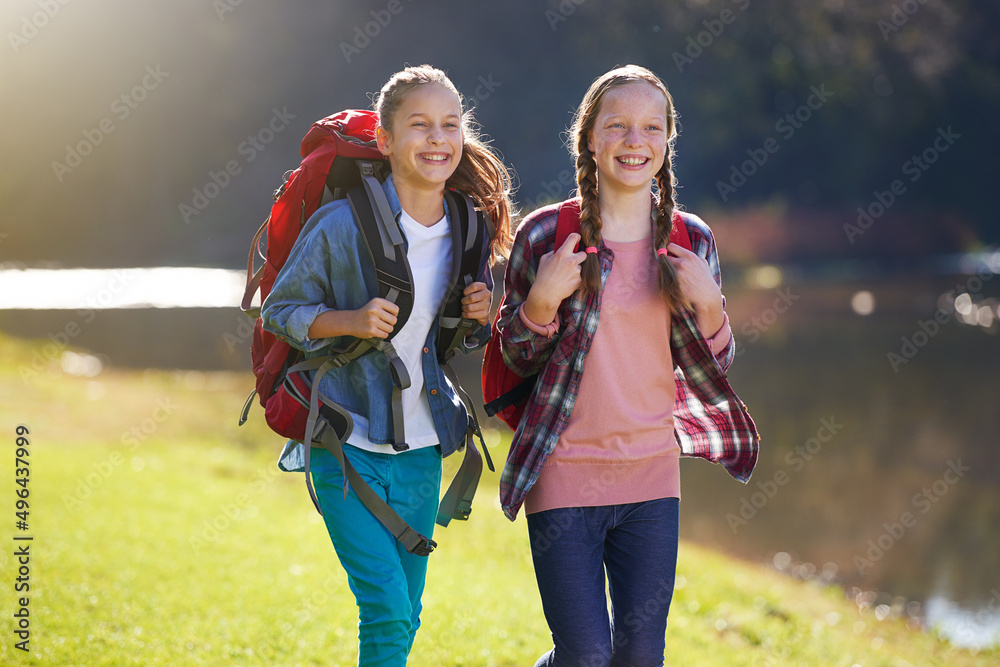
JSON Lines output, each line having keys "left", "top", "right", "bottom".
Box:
{"left": 527, "top": 498, "right": 680, "bottom": 667}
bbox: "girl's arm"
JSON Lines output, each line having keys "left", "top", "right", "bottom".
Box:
{"left": 671, "top": 212, "right": 735, "bottom": 371}
{"left": 261, "top": 208, "right": 372, "bottom": 352}
{"left": 308, "top": 299, "right": 399, "bottom": 340}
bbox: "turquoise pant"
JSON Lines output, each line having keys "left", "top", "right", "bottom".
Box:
{"left": 310, "top": 443, "right": 442, "bottom": 667}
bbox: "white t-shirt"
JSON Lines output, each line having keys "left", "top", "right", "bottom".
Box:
{"left": 347, "top": 208, "right": 452, "bottom": 454}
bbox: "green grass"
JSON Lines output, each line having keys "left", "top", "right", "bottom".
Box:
{"left": 0, "top": 333, "right": 995, "bottom": 666}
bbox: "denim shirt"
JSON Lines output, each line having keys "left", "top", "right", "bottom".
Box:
{"left": 261, "top": 175, "right": 492, "bottom": 468}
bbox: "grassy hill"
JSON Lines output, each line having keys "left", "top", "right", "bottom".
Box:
{"left": 0, "top": 332, "right": 995, "bottom": 666}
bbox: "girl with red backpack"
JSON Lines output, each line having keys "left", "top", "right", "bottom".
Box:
{"left": 493, "top": 65, "right": 758, "bottom": 666}
{"left": 261, "top": 65, "right": 513, "bottom": 666}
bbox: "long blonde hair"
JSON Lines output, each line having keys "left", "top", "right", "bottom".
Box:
{"left": 569, "top": 65, "right": 686, "bottom": 313}
{"left": 375, "top": 65, "right": 514, "bottom": 264}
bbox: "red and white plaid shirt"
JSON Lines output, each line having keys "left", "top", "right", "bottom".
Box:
{"left": 497, "top": 201, "right": 760, "bottom": 520}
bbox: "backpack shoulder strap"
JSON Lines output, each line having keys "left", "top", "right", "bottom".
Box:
{"left": 436, "top": 190, "right": 497, "bottom": 515}
{"left": 346, "top": 174, "right": 413, "bottom": 335}
{"left": 436, "top": 190, "right": 491, "bottom": 360}
{"left": 552, "top": 198, "right": 693, "bottom": 252}
{"left": 346, "top": 173, "right": 414, "bottom": 451}
{"left": 554, "top": 197, "right": 582, "bottom": 252}
{"left": 669, "top": 210, "right": 692, "bottom": 251}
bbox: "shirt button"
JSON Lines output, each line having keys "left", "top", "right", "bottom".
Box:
{"left": 430, "top": 389, "right": 437, "bottom": 396}
{"left": 423, "top": 347, "right": 430, "bottom": 353}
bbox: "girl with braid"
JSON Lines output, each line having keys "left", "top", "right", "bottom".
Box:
{"left": 494, "top": 65, "right": 758, "bottom": 666}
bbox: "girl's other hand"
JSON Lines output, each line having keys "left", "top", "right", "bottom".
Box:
{"left": 461, "top": 282, "right": 492, "bottom": 326}
{"left": 664, "top": 243, "right": 724, "bottom": 333}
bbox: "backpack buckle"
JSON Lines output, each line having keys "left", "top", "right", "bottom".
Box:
{"left": 452, "top": 500, "right": 473, "bottom": 522}
{"left": 410, "top": 536, "right": 437, "bottom": 557}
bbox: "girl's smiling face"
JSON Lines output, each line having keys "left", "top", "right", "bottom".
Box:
{"left": 377, "top": 82, "right": 463, "bottom": 191}
{"left": 588, "top": 82, "right": 669, "bottom": 195}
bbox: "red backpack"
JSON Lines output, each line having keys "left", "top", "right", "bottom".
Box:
{"left": 481, "top": 198, "right": 692, "bottom": 430}
{"left": 238, "top": 109, "right": 385, "bottom": 416}
{"left": 237, "top": 109, "right": 493, "bottom": 556}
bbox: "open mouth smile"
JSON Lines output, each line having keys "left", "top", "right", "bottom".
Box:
{"left": 616, "top": 156, "right": 649, "bottom": 167}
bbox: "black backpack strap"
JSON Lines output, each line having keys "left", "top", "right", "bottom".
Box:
{"left": 314, "top": 419, "right": 436, "bottom": 557}
{"left": 280, "top": 352, "right": 433, "bottom": 556}
{"left": 436, "top": 360, "right": 495, "bottom": 527}
{"left": 483, "top": 375, "right": 538, "bottom": 418}
{"left": 347, "top": 170, "right": 414, "bottom": 451}
{"left": 427, "top": 190, "right": 496, "bottom": 525}
{"left": 436, "top": 190, "right": 492, "bottom": 361}
{"left": 347, "top": 180, "right": 413, "bottom": 335}
{"left": 370, "top": 338, "right": 410, "bottom": 451}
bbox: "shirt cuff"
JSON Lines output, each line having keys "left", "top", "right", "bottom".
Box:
{"left": 288, "top": 304, "right": 335, "bottom": 352}
{"left": 705, "top": 311, "right": 732, "bottom": 356}
{"left": 462, "top": 322, "right": 490, "bottom": 350}
{"left": 519, "top": 304, "right": 559, "bottom": 338}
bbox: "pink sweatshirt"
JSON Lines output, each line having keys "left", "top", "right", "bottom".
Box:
{"left": 524, "top": 236, "right": 681, "bottom": 514}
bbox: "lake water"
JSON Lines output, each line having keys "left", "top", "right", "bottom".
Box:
{"left": 2, "top": 263, "right": 998, "bottom": 648}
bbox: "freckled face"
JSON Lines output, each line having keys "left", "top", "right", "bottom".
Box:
{"left": 377, "top": 83, "right": 463, "bottom": 191}
{"left": 587, "top": 82, "right": 669, "bottom": 195}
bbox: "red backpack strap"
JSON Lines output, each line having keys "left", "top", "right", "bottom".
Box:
{"left": 553, "top": 197, "right": 582, "bottom": 251}
{"left": 553, "top": 199, "right": 691, "bottom": 253}
{"left": 668, "top": 210, "right": 692, "bottom": 251}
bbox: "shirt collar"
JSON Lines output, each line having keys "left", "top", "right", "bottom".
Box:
{"left": 382, "top": 173, "right": 403, "bottom": 221}
{"left": 382, "top": 173, "right": 452, "bottom": 224}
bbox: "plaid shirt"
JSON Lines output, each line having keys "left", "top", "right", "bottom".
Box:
{"left": 497, "top": 201, "right": 759, "bottom": 520}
